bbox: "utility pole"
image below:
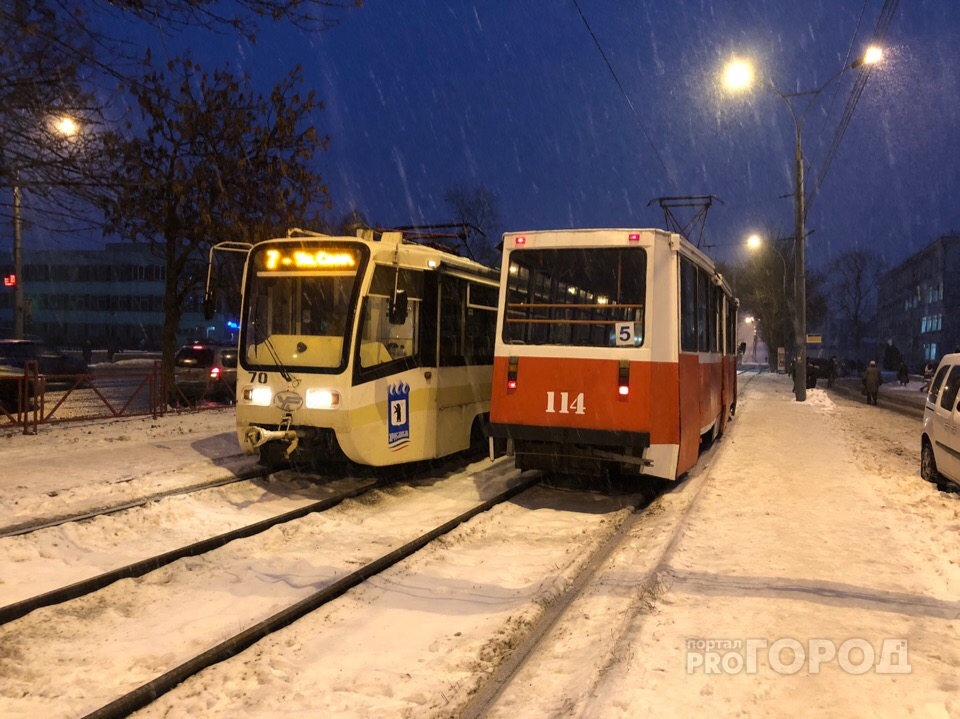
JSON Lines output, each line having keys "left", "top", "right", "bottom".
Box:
{"left": 13, "top": 177, "right": 23, "bottom": 339}
{"left": 793, "top": 126, "right": 807, "bottom": 400}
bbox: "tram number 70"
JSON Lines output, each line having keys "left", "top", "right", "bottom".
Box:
{"left": 545, "top": 391, "right": 586, "bottom": 415}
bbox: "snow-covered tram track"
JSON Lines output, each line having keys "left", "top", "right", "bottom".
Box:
{"left": 0, "top": 469, "right": 264, "bottom": 539}
{"left": 0, "top": 452, "right": 492, "bottom": 625}
{"left": 462, "top": 440, "right": 724, "bottom": 718}
{"left": 0, "top": 471, "right": 390, "bottom": 626}
{"left": 84, "top": 465, "right": 539, "bottom": 719}
{"left": 0, "top": 457, "right": 530, "bottom": 719}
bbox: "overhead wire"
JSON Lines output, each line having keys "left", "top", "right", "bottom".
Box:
{"left": 807, "top": 0, "right": 870, "bottom": 168}
{"left": 570, "top": 0, "right": 675, "bottom": 187}
{"left": 807, "top": 0, "right": 900, "bottom": 214}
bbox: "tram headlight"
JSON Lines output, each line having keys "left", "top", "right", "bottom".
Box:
{"left": 243, "top": 386, "right": 273, "bottom": 406}
{"left": 305, "top": 388, "right": 341, "bottom": 409}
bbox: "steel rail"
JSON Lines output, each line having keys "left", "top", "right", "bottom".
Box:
{"left": 0, "top": 465, "right": 262, "bottom": 539}
{"left": 82, "top": 468, "right": 540, "bottom": 719}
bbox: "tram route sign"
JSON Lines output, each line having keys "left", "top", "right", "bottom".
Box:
{"left": 806, "top": 334, "right": 823, "bottom": 344}
{"left": 387, "top": 381, "right": 410, "bottom": 451}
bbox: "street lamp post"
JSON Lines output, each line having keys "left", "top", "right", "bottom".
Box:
{"left": 723, "top": 48, "right": 882, "bottom": 400}
{"left": 10, "top": 115, "right": 79, "bottom": 339}
{"left": 12, "top": 177, "right": 23, "bottom": 338}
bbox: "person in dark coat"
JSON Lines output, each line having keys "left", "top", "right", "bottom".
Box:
{"left": 862, "top": 360, "right": 883, "bottom": 405}
{"left": 827, "top": 356, "right": 838, "bottom": 388}
{"left": 896, "top": 362, "right": 909, "bottom": 387}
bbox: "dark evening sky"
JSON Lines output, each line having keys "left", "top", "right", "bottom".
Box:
{"left": 72, "top": 1, "right": 960, "bottom": 272}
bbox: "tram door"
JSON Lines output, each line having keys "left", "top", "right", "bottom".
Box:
{"left": 357, "top": 266, "right": 439, "bottom": 461}
{"left": 430, "top": 271, "right": 498, "bottom": 458}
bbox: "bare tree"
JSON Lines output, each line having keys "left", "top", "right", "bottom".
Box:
{"left": 101, "top": 58, "right": 330, "bottom": 397}
{"left": 442, "top": 184, "right": 501, "bottom": 265}
{"left": 831, "top": 248, "right": 884, "bottom": 359}
{"left": 726, "top": 227, "right": 829, "bottom": 363}
{"left": 0, "top": 0, "right": 359, "bottom": 231}
{"left": 0, "top": 3, "right": 108, "bottom": 230}
{"left": 727, "top": 229, "right": 794, "bottom": 356}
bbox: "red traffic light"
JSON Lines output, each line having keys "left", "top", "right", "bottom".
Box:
{"left": 3, "top": 274, "right": 15, "bottom": 287}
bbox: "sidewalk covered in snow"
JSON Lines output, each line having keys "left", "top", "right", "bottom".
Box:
{"left": 490, "top": 373, "right": 960, "bottom": 718}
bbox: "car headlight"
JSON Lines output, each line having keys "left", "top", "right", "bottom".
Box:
{"left": 242, "top": 386, "right": 272, "bottom": 406}
{"left": 305, "top": 388, "right": 341, "bottom": 409}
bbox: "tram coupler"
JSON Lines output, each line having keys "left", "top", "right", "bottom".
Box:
{"left": 243, "top": 413, "right": 299, "bottom": 456}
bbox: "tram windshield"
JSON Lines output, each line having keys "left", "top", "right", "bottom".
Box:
{"left": 242, "top": 243, "right": 365, "bottom": 370}
{"left": 502, "top": 247, "right": 647, "bottom": 347}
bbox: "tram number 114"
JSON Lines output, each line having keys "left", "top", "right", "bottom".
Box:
{"left": 545, "top": 391, "right": 586, "bottom": 415}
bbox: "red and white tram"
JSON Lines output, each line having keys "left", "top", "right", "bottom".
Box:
{"left": 488, "top": 228, "right": 738, "bottom": 481}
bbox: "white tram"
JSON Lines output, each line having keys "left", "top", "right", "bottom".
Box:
{"left": 231, "top": 228, "right": 499, "bottom": 468}
{"left": 489, "top": 228, "right": 738, "bottom": 481}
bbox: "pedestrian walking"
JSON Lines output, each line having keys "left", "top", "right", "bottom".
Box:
{"left": 827, "top": 356, "right": 837, "bottom": 388}
{"left": 896, "top": 362, "right": 909, "bottom": 387}
{"left": 921, "top": 361, "right": 936, "bottom": 392}
{"left": 82, "top": 339, "right": 92, "bottom": 365}
{"left": 862, "top": 360, "right": 882, "bottom": 405}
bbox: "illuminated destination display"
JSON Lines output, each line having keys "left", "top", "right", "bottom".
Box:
{"left": 262, "top": 248, "right": 357, "bottom": 270}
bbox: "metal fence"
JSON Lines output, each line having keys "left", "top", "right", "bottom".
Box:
{"left": 0, "top": 361, "right": 234, "bottom": 434}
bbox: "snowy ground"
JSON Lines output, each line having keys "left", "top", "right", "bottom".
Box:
{"left": 1, "top": 373, "right": 958, "bottom": 718}
{"left": 0, "top": 407, "right": 258, "bottom": 528}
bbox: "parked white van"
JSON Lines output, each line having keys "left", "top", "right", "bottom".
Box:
{"left": 921, "top": 352, "right": 960, "bottom": 485}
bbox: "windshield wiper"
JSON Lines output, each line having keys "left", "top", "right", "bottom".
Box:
{"left": 249, "top": 316, "right": 294, "bottom": 383}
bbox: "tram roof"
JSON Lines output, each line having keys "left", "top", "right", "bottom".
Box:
{"left": 500, "top": 227, "right": 734, "bottom": 296}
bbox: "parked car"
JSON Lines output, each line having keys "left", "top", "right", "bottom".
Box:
{"left": 789, "top": 357, "right": 823, "bottom": 389}
{"left": 921, "top": 352, "right": 960, "bottom": 486}
{"left": 0, "top": 339, "right": 89, "bottom": 388}
{"left": 174, "top": 340, "right": 238, "bottom": 402}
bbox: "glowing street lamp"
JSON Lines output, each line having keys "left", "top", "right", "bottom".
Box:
{"left": 723, "top": 60, "right": 754, "bottom": 91}
{"left": 53, "top": 116, "right": 79, "bottom": 137}
{"left": 722, "top": 47, "right": 882, "bottom": 400}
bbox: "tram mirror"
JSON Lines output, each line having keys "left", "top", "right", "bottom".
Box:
{"left": 738, "top": 341, "right": 746, "bottom": 355}
{"left": 388, "top": 290, "right": 408, "bottom": 325}
{"left": 203, "top": 290, "right": 217, "bottom": 320}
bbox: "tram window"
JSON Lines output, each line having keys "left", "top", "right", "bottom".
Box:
{"left": 680, "top": 258, "right": 698, "bottom": 352}
{"left": 358, "top": 295, "right": 420, "bottom": 368}
{"left": 243, "top": 260, "right": 361, "bottom": 370}
{"left": 697, "top": 269, "right": 709, "bottom": 352}
{"left": 468, "top": 282, "right": 498, "bottom": 311}
{"left": 466, "top": 282, "right": 498, "bottom": 365}
{"left": 369, "top": 265, "right": 424, "bottom": 299}
{"left": 502, "top": 248, "right": 646, "bottom": 348}
{"left": 439, "top": 277, "right": 465, "bottom": 366}
{"left": 709, "top": 284, "right": 720, "bottom": 352}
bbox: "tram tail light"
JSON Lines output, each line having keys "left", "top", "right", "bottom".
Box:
{"left": 618, "top": 360, "right": 630, "bottom": 398}
{"left": 507, "top": 356, "right": 519, "bottom": 390}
